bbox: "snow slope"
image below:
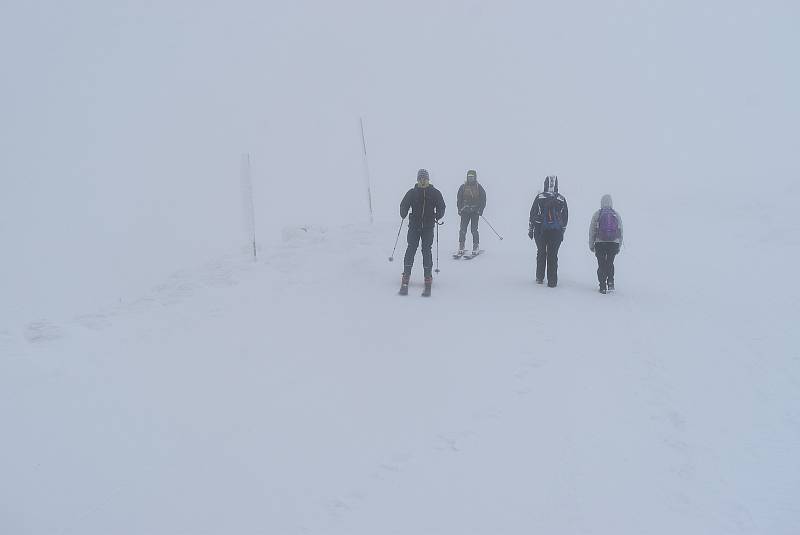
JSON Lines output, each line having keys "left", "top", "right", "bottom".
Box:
{"left": 2, "top": 179, "right": 799, "bottom": 534}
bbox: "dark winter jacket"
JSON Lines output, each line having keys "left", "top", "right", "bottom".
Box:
{"left": 457, "top": 182, "right": 486, "bottom": 216}
{"left": 529, "top": 177, "right": 568, "bottom": 233}
{"left": 400, "top": 184, "right": 446, "bottom": 229}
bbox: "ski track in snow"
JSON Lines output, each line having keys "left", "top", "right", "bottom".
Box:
{"left": 3, "top": 213, "right": 799, "bottom": 535}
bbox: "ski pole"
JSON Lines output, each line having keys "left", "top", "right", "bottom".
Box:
{"left": 480, "top": 215, "right": 504, "bottom": 241}
{"left": 435, "top": 220, "right": 443, "bottom": 273}
{"left": 388, "top": 218, "right": 405, "bottom": 262}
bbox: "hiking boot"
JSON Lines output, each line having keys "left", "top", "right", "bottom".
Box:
{"left": 398, "top": 273, "right": 410, "bottom": 295}
{"left": 422, "top": 276, "right": 432, "bottom": 297}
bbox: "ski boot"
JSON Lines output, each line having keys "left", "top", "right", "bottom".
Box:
{"left": 422, "top": 276, "right": 432, "bottom": 297}
{"left": 398, "top": 273, "right": 410, "bottom": 296}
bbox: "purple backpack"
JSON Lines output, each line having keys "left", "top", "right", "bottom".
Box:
{"left": 598, "top": 208, "right": 620, "bottom": 241}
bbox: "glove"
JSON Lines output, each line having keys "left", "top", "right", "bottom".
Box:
{"left": 528, "top": 229, "right": 534, "bottom": 240}
{"left": 589, "top": 245, "right": 595, "bottom": 252}
{"left": 458, "top": 208, "right": 462, "bottom": 216}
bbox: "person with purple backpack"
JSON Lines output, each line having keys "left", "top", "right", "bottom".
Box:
{"left": 589, "top": 194, "right": 624, "bottom": 294}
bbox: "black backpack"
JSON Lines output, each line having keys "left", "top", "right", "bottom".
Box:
{"left": 542, "top": 196, "right": 563, "bottom": 231}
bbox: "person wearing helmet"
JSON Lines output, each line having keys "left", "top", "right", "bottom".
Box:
{"left": 398, "top": 169, "right": 446, "bottom": 296}
{"left": 528, "top": 175, "right": 568, "bottom": 287}
{"left": 589, "top": 194, "right": 623, "bottom": 293}
{"left": 456, "top": 169, "right": 487, "bottom": 255}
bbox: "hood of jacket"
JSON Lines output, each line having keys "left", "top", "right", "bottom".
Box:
{"left": 543, "top": 175, "right": 558, "bottom": 193}
{"left": 601, "top": 194, "right": 613, "bottom": 209}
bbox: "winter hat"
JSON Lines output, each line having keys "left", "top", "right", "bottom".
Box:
{"left": 543, "top": 175, "right": 558, "bottom": 193}
{"left": 417, "top": 168, "right": 430, "bottom": 183}
{"left": 466, "top": 169, "right": 477, "bottom": 182}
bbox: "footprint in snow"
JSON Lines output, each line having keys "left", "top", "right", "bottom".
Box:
{"left": 74, "top": 313, "right": 112, "bottom": 331}
{"left": 667, "top": 410, "right": 686, "bottom": 431}
{"left": 370, "top": 451, "right": 413, "bottom": 480}
{"left": 436, "top": 430, "right": 476, "bottom": 452}
{"left": 514, "top": 358, "right": 546, "bottom": 386}
{"left": 25, "top": 320, "right": 63, "bottom": 343}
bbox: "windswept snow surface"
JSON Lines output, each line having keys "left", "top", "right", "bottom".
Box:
{"left": 2, "top": 182, "right": 799, "bottom": 534}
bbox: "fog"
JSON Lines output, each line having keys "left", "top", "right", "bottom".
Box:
{"left": 2, "top": 0, "right": 798, "bottom": 323}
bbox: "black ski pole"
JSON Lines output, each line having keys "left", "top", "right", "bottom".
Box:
{"left": 388, "top": 218, "right": 405, "bottom": 262}
{"left": 435, "top": 220, "right": 442, "bottom": 273}
{"left": 480, "top": 215, "right": 504, "bottom": 241}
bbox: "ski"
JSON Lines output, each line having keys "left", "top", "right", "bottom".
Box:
{"left": 463, "top": 249, "right": 485, "bottom": 260}
{"left": 452, "top": 250, "right": 465, "bottom": 259}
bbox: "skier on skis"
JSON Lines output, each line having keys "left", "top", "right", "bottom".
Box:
{"left": 589, "top": 194, "right": 623, "bottom": 293}
{"left": 528, "top": 175, "right": 568, "bottom": 287}
{"left": 456, "top": 169, "right": 487, "bottom": 256}
{"left": 399, "top": 169, "right": 446, "bottom": 296}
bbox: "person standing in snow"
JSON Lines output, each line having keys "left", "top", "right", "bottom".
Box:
{"left": 456, "top": 169, "right": 487, "bottom": 255}
{"left": 399, "top": 169, "right": 446, "bottom": 296}
{"left": 528, "top": 175, "right": 568, "bottom": 287}
{"left": 589, "top": 194, "right": 623, "bottom": 294}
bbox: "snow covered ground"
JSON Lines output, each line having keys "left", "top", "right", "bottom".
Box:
{"left": 3, "top": 2, "right": 800, "bottom": 533}
{"left": 3, "top": 179, "right": 799, "bottom": 534}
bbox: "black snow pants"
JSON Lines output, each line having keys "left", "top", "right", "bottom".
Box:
{"left": 534, "top": 229, "right": 563, "bottom": 284}
{"left": 595, "top": 242, "right": 620, "bottom": 289}
{"left": 404, "top": 224, "right": 434, "bottom": 277}
{"left": 459, "top": 212, "right": 479, "bottom": 247}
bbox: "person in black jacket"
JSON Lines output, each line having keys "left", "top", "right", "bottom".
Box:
{"left": 528, "top": 175, "right": 568, "bottom": 287}
{"left": 399, "top": 169, "right": 446, "bottom": 296}
{"left": 456, "top": 169, "right": 487, "bottom": 254}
